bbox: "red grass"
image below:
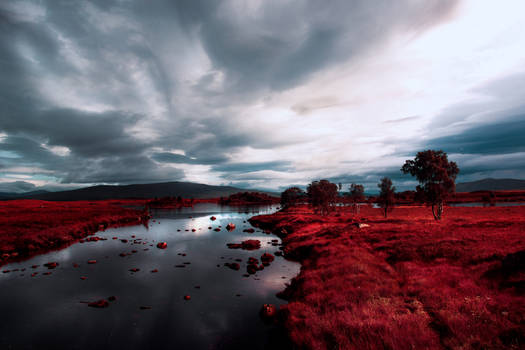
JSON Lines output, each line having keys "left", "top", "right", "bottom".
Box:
{"left": 250, "top": 205, "right": 525, "bottom": 349}
{"left": 0, "top": 200, "right": 149, "bottom": 266}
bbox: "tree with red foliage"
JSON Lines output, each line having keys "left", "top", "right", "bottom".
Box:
{"left": 348, "top": 183, "right": 365, "bottom": 214}
{"left": 281, "top": 187, "right": 305, "bottom": 209}
{"left": 307, "top": 180, "right": 338, "bottom": 215}
{"left": 377, "top": 177, "right": 396, "bottom": 218}
{"left": 401, "top": 150, "right": 459, "bottom": 220}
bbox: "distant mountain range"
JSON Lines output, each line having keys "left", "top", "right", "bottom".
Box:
{"left": 456, "top": 178, "right": 525, "bottom": 192}
{"left": 0, "top": 182, "right": 278, "bottom": 201}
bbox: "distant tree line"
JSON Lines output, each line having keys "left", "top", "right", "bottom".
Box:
{"left": 280, "top": 149, "right": 459, "bottom": 220}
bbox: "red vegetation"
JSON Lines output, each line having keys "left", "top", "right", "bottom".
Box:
{"left": 250, "top": 205, "right": 525, "bottom": 349}
{"left": 0, "top": 200, "right": 149, "bottom": 266}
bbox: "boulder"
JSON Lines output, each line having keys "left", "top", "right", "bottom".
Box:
{"left": 156, "top": 242, "right": 168, "bottom": 249}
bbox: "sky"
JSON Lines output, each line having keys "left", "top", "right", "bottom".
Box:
{"left": 1, "top": 0, "right": 525, "bottom": 193}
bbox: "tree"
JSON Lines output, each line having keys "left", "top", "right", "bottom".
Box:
{"left": 307, "top": 180, "right": 338, "bottom": 215}
{"left": 377, "top": 177, "right": 396, "bottom": 218}
{"left": 401, "top": 150, "right": 459, "bottom": 220}
{"left": 281, "top": 187, "right": 305, "bottom": 209}
{"left": 348, "top": 183, "right": 365, "bottom": 213}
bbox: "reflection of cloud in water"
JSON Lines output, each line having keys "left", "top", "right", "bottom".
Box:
{"left": 0, "top": 204, "right": 296, "bottom": 349}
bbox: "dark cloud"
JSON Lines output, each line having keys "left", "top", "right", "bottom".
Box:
{"left": 10, "top": 0, "right": 516, "bottom": 191}
{"left": 428, "top": 118, "right": 525, "bottom": 155}
{"left": 176, "top": 0, "right": 459, "bottom": 94}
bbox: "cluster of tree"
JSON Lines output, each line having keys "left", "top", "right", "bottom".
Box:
{"left": 219, "top": 192, "right": 279, "bottom": 205}
{"left": 280, "top": 149, "right": 459, "bottom": 220}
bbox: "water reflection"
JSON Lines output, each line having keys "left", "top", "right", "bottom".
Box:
{"left": 0, "top": 204, "right": 298, "bottom": 350}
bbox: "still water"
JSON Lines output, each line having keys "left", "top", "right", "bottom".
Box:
{"left": 0, "top": 204, "right": 299, "bottom": 350}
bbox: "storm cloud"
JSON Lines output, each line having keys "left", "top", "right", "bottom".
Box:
{"left": 0, "top": 0, "right": 524, "bottom": 193}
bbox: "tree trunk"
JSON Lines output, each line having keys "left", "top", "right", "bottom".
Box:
{"left": 432, "top": 202, "right": 443, "bottom": 220}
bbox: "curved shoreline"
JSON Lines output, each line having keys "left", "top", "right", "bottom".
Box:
{"left": 0, "top": 200, "right": 149, "bottom": 267}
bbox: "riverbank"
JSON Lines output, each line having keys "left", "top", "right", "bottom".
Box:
{"left": 0, "top": 200, "right": 149, "bottom": 266}
{"left": 250, "top": 205, "right": 525, "bottom": 349}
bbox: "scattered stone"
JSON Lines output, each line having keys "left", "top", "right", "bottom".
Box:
{"left": 112, "top": 237, "right": 118, "bottom": 240}
{"left": 151, "top": 269, "right": 158, "bottom": 273}
{"left": 31, "top": 265, "right": 39, "bottom": 269}
{"left": 260, "top": 304, "right": 276, "bottom": 320}
{"left": 275, "top": 251, "right": 283, "bottom": 257}
{"left": 224, "top": 262, "right": 240, "bottom": 271}
{"left": 261, "top": 253, "right": 275, "bottom": 264}
{"left": 88, "top": 299, "right": 109, "bottom": 308}
{"left": 129, "top": 268, "right": 140, "bottom": 272}
{"left": 214, "top": 228, "right": 221, "bottom": 232}
{"left": 31, "top": 272, "right": 38, "bottom": 277}
{"left": 175, "top": 265, "right": 186, "bottom": 268}
{"left": 73, "top": 263, "right": 80, "bottom": 268}
{"left": 183, "top": 295, "right": 191, "bottom": 300}
{"left": 210, "top": 216, "right": 216, "bottom": 221}
{"left": 242, "top": 240, "right": 261, "bottom": 250}
{"left": 243, "top": 228, "right": 255, "bottom": 233}
{"left": 42, "top": 272, "right": 52, "bottom": 275}
{"left": 44, "top": 262, "right": 59, "bottom": 269}
{"left": 226, "top": 223, "right": 236, "bottom": 231}
{"left": 194, "top": 286, "right": 200, "bottom": 289}
{"left": 80, "top": 276, "right": 87, "bottom": 280}
{"left": 119, "top": 253, "right": 127, "bottom": 257}
{"left": 108, "top": 296, "right": 117, "bottom": 302}
{"left": 140, "top": 306, "right": 152, "bottom": 310}
{"left": 156, "top": 242, "right": 167, "bottom": 249}
{"left": 87, "top": 260, "right": 97, "bottom": 264}
{"left": 121, "top": 239, "right": 128, "bottom": 243}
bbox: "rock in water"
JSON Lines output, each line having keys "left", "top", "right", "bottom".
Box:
{"left": 259, "top": 304, "right": 276, "bottom": 320}
{"left": 88, "top": 299, "right": 109, "bottom": 308}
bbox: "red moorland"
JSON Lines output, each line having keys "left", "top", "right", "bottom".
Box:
{"left": 0, "top": 200, "right": 149, "bottom": 266}
{"left": 250, "top": 205, "right": 525, "bottom": 349}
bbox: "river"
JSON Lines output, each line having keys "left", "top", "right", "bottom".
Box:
{"left": 0, "top": 203, "right": 299, "bottom": 349}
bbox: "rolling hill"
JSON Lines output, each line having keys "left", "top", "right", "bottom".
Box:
{"left": 456, "top": 178, "right": 525, "bottom": 192}
{"left": 14, "top": 182, "right": 277, "bottom": 201}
